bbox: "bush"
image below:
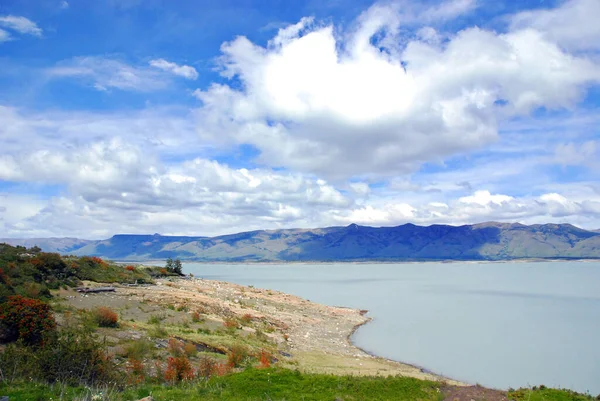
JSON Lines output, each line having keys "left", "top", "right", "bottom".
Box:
{"left": 164, "top": 355, "right": 194, "bottom": 382}
{"left": 168, "top": 338, "right": 183, "bottom": 356}
{"left": 92, "top": 306, "right": 119, "bottom": 328}
{"left": 197, "top": 355, "right": 218, "bottom": 379}
{"left": 258, "top": 349, "right": 272, "bottom": 368}
{"left": 0, "top": 325, "right": 117, "bottom": 386}
{"left": 223, "top": 317, "right": 238, "bottom": 329}
{"left": 240, "top": 313, "right": 253, "bottom": 325}
{"left": 0, "top": 295, "right": 56, "bottom": 346}
{"left": 227, "top": 343, "right": 249, "bottom": 368}
{"left": 125, "top": 265, "right": 135, "bottom": 271}
{"left": 123, "top": 338, "right": 154, "bottom": 359}
{"left": 183, "top": 341, "right": 197, "bottom": 357}
{"left": 126, "top": 357, "right": 146, "bottom": 384}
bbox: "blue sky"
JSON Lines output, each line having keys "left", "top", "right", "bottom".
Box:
{"left": 1, "top": 0, "right": 599, "bottom": 238}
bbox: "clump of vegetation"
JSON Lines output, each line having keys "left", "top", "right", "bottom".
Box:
{"left": 0, "top": 324, "right": 117, "bottom": 387}
{"left": 0, "top": 243, "right": 153, "bottom": 305}
{"left": 164, "top": 355, "right": 195, "bottom": 382}
{"left": 92, "top": 306, "right": 119, "bottom": 327}
{"left": 123, "top": 338, "right": 155, "bottom": 360}
{"left": 227, "top": 343, "right": 249, "bottom": 368}
{"left": 0, "top": 295, "right": 56, "bottom": 346}
{"left": 509, "top": 386, "right": 597, "bottom": 401}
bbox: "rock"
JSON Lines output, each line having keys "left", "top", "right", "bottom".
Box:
{"left": 136, "top": 397, "right": 154, "bottom": 401}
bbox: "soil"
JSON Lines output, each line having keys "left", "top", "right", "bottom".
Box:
{"left": 441, "top": 384, "right": 509, "bottom": 401}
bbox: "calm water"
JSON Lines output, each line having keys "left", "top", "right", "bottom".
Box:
{"left": 183, "top": 262, "right": 600, "bottom": 394}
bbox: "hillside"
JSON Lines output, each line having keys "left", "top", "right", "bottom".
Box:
{"left": 3, "top": 222, "right": 600, "bottom": 261}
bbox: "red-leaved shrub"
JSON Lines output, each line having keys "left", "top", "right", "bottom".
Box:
{"left": 92, "top": 307, "right": 119, "bottom": 327}
{"left": 226, "top": 344, "right": 248, "bottom": 368}
{"left": 0, "top": 295, "right": 56, "bottom": 346}
{"left": 258, "top": 349, "right": 272, "bottom": 368}
{"left": 164, "top": 355, "right": 194, "bottom": 382}
{"left": 125, "top": 265, "right": 135, "bottom": 272}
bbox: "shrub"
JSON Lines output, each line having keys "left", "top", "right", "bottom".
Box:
{"left": 183, "top": 341, "right": 197, "bottom": 357}
{"left": 223, "top": 317, "right": 238, "bottom": 329}
{"left": 197, "top": 355, "right": 218, "bottom": 379}
{"left": 0, "top": 295, "right": 56, "bottom": 346}
{"left": 258, "top": 350, "right": 272, "bottom": 368}
{"left": 147, "top": 313, "right": 166, "bottom": 324}
{"left": 227, "top": 343, "right": 249, "bottom": 368}
{"left": 148, "top": 324, "right": 168, "bottom": 338}
{"left": 164, "top": 355, "right": 194, "bottom": 382}
{"left": 168, "top": 337, "right": 183, "bottom": 356}
{"left": 0, "top": 325, "right": 117, "bottom": 386}
{"left": 123, "top": 338, "right": 154, "bottom": 359}
{"left": 92, "top": 306, "right": 119, "bottom": 328}
{"left": 126, "top": 357, "right": 145, "bottom": 384}
{"left": 125, "top": 265, "right": 135, "bottom": 272}
{"left": 213, "top": 362, "right": 232, "bottom": 376}
{"left": 240, "top": 313, "right": 253, "bottom": 325}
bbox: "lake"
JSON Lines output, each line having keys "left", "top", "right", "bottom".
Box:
{"left": 183, "top": 261, "right": 600, "bottom": 394}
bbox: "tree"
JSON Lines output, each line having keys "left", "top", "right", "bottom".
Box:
{"left": 165, "top": 258, "right": 174, "bottom": 272}
{"left": 173, "top": 258, "right": 183, "bottom": 275}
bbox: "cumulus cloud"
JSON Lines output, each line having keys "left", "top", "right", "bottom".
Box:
{"left": 0, "top": 15, "right": 42, "bottom": 37}
{"left": 332, "top": 189, "right": 600, "bottom": 228}
{"left": 3, "top": 0, "right": 600, "bottom": 237}
{"left": 511, "top": 0, "right": 600, "bottom": 51}
{"left": 0, "top": 106, "right": 352, "bottom": 237}
{"left": 191, "top": 1, "right": 600, "bottom": 180}
{"left": 149, "top": 58, "right": 198, "bottom": 80}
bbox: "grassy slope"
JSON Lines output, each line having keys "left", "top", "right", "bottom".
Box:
{"left": 3, "top": 371, "right": 598, "bottom": 401}
{"left": 1, "top": 368, "right": 443, "bottom": 401}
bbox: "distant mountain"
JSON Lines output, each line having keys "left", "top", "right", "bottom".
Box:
{"left": 0, "top": 237, "right": 95, "bottom": 254}
{"left": 2, "top": 222, "right": 600, "bottom": 261}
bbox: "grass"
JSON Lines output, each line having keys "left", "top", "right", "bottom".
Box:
{"left": 1, "top": 368, "right": 445, "bottom": 401}
{"left": 4, "top": 375, "right": 599, "bottom": 401}
{"left": 509, "top": 386, "right": 598, "bottom": 401}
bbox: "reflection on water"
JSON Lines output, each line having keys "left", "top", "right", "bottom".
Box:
{"left": 184, "top": 261, "right": 600, "bottom": 394}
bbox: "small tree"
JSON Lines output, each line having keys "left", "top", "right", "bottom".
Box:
{"left": 173, "top": 258, "right": 183, "bottom": 275}
{"left": 165, "top": 258, "right": 174, "bottom": 273}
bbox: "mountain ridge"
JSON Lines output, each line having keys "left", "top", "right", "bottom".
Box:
{"left": 2, "top": 222, "right": 600, "bottom": 261}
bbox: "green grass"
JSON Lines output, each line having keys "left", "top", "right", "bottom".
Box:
{"left": 509, "top": 386, "right": 598, "bottom": 401}
{"left": 3, "top": 369, "right": 599, "bottom": 401}
{"left": 2, "top": 368, "right": 442, "bottom": 401}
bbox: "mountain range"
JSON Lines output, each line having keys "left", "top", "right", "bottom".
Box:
{"left": 2, "top": 222, "right": 600, "bottom": 262}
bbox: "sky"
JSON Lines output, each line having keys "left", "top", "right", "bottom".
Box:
{"left": 1, "top": 0, "right": 600, "bottom": 239}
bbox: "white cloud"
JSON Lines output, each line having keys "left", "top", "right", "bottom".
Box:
{"left": 0, "top": 15, "right": 42, "bottom": 36}
{"left": 332, "top": 189, "right": 600, "bottom": 228}
{"left": 511, "top": 0, "right": 600, "bottom": 51}
{"left": 61, "top": 1, "right": 69, "bottom": 9}
{"left": 47, "top": 57, "right": 169, "bottom": 92}
{"left": 0, "top": 29, "right": 9, "bottom": 42}
{"left": 149, "top": 58, "right": 198, "bottom": 80}
{"left": 191, "top": 1, "right": 600, "bottom": 180}
{"left": 554, "top": 141, "right": 598, "bottom": 167}
{"left": 3, "top": 0, "right": 600, "bottom": 237}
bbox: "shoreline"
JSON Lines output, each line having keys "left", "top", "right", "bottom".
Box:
{"left": 80, "top": 276, "right": 466, "bottom": 385}
{"left": 345, "top": 310, "right": 465, "bottom": 386}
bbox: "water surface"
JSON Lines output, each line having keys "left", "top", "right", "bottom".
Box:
{"left": 184, "top": 261, "right": 600, "bottom": 394}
